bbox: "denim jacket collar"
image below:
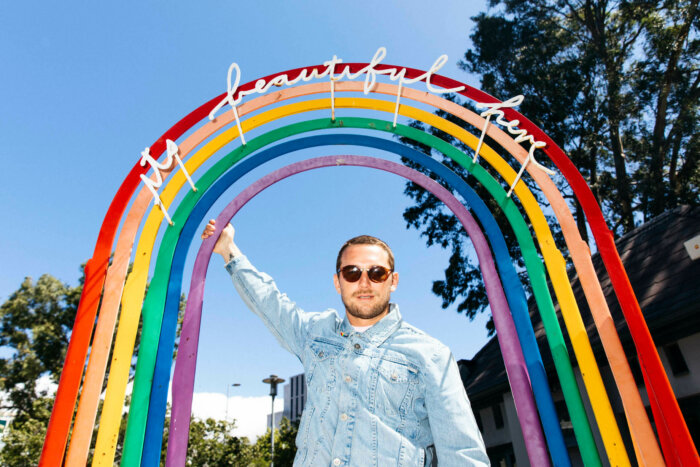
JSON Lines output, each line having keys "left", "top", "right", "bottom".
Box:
{"left": 339, "top": 303, "right": 402, "bottom": 347}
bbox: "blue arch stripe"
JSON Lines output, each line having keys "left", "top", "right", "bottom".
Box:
{"left": 141, "top": 133, "right": 567, "bottom": 466}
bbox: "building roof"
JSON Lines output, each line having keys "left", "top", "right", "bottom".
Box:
{"left": 460, "top": 205, "right": 700, "bottom": 403}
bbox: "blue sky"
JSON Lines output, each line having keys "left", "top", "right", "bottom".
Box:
{"left": 0, "top": 0, "right": 494, "bottom": 427}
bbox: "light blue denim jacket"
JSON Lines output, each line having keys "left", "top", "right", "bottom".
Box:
{"left": 227, "top": 255, "right": 489, "bottom": 466}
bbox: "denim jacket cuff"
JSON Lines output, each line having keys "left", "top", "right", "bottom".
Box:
{"left": 224, "top": 254, "right": 248, "bottom": 275}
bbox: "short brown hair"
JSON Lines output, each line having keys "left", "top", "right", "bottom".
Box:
{"left": 335, "top": 235, "right": 394, "bottom": 272}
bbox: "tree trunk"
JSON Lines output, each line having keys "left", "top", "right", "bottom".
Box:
{"left": 649, "top": 0, "right": 699, "bottom": 216}
{"left": 582, "top": 0, "right": 636, "bottom": 232}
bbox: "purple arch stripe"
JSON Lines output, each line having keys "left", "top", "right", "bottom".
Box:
{"left": 167, "top": 155, "right": 548, "bottom": 466}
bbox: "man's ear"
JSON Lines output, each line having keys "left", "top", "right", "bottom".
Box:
{"left": 333, "top": 274, "right": 341, "bottom": 294}
{"left": 390, "top": 272, "right": 399, "bottom": 292}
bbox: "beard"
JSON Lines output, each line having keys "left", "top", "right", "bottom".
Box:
{"left": 342, "top": 291, "right": 391, "bottom": 321}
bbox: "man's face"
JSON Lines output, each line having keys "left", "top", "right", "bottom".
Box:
{"left": 333, "top": 244, "right": 399, "bottom": 326}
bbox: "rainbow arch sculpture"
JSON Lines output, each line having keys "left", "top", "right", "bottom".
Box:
{"left": 40, "top": 52, "right": 697, "bottom": 467}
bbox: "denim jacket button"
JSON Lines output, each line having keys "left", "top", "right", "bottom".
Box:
{"left": 340, "top": 413, "right": 348, "bottom": 421}
{"left": 333, "top": 458, "right": 341, "bottom": 466}
{"left": 354, "top": 343, "right": 361, "bottom": 350}
{"left": 344, "top": 375, "right": 352, "bottom": 383}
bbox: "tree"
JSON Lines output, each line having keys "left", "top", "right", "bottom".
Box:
{"left": 0, "top": 273, "right": 81, "bottom": 467}
{"left": 401, "top": 0, "right": 699, "bottom": 329}
{"left": 249, "top": 417, "right": 298, "bottom": 466}
{"left": 185, "top": 417, "right": 256, "bottom": 466}
{"left": 400, "top": 106, "right": 546, "bottom": 334}
{"left": 0, "top": 274, "right": 81, "bottom": 424}
{"left": 0, "top": 397, "right": 53, "bottom": 467}
{"left": 0, "top": 268, "right": 187, "bottom": 465}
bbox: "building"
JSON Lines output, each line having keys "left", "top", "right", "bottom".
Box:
{"left": 459, "top": 205, "right": 700, "bottom": 466}
{"left": 0, "top": 407, "right": 15, "bottom": 449}
{"left": 0, "top": 391, "right": 15, "bottom": 447}
{"left": 267, "top": 372, "right": 308, "bottom": 430}
{"left": 283, "top": 373, "right": 307, "bottom": 423}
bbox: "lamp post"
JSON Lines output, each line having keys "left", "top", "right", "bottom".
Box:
{"left": 262, "top": 374, "right": 285, "bottom": 467}
{"left": 225, "top": 383, "right": 241, "bottom": 422}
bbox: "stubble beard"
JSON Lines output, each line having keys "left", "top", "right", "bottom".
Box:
{"left": 343, "top": 292, "right": 390, "bottom": 321}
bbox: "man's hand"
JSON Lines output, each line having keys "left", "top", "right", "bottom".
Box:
{"left": 201, "top": 219, "right": 242, "bottom": 262}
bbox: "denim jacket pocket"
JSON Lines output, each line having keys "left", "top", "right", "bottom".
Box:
{"left": 306, "top": 339, "right": 342, "bottom": 389}
{"left": 373, "top": 358, "right": 419, "bottom": 432}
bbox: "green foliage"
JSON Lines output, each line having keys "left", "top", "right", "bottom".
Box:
{"left": 185, "top": 417, "right": 255, "bottom": 466}
{"left": 400, "top": 106, "right": 541, "bottom": 334}
{"left": 0, "top": 397, "right": 52, "bottom": 467}
{"left": 250, "top": 417, "right": 298, "bottom": 466}
{"left": 462, "top": 0, "right": 699, "bottom": 230}
{"left": 0, "top": 274, "right": 81, "bottom": 423}
{"left": 0, "top": 271, "right": 82, "bottom": 466}
{"left": 0, "top": 267, "right": 189, "bottom": 465}
{"left": 401, "top": 0, "right": 699, "bottom": 330}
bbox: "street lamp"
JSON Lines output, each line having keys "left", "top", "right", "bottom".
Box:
{"left": 225, "top": 383, "right": 241, "bottom": 422}
{"left": 262, "top": 374, "right": 285, "bottom": 467}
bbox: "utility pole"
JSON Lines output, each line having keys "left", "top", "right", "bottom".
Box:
{"left": 225, "top": 383, "right": 241, "bottom": 422}
{"left": 262, "top": 375, "right": 285, "bottom": 467}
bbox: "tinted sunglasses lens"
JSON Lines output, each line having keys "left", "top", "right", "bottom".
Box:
{"left": 368, "top": 266, "right": 390, "bottom": 282}
{"left": 339, "top": 266, "right": 391, "bottom": 283}
{"left": 340, "top": 266, "right": 362, "bottom": 282}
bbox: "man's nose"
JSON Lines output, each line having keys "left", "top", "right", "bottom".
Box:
{"left": 358, "top": 270, "right": 372, "bottom": 286}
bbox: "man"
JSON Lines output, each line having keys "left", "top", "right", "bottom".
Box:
{"left": 202, "top": 220, "right": 488, "bottom": 466}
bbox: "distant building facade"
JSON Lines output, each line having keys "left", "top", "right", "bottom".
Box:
{"left": 460, "top": 205, "right": 700, "bottom": 466}
{"left": 0, "top": 408, "right": 15, "bottom": 449}
{"left": 283, "top": 373, "right": 307, "bottom": 423}
{"left": 267, "top": 372, "right": 308, "bottom": 430}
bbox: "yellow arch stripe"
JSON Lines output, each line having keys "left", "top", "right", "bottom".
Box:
{"left": 94, "top": 93, "right": 629, "bottom": 465}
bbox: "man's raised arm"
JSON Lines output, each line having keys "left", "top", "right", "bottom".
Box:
{"left": 201, "top": 219, "right": 313, "bottom": 358}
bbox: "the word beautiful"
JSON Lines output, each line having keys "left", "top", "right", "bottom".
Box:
{"left": 208, "top": 47, "right": 467, "bottom": 144}
{"left": 208, "top": 47, "right": 465, "bottom": 122}
{"left": 139, "top": 139, "right": 196, "bottom": 225}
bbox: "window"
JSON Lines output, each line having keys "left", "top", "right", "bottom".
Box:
{"left": 486, "top": 443, "right": 516, "bottom": 467}
{"left": 664, "top": 342, "right": 689, "bottom": 376}
{"left": 492, "top": 403, "right": 504, "bottom": 429}
{"left": 554, "top": 400, "right": 571, "bottom": 423}
{"left": 628, "top": 355, "right": 646, "bottom": 386}
{"left": 474, "top": 409, "right": 483, "bottom": 431}
{"left": 555, "top": 399, "right": 573, "bottom": 430}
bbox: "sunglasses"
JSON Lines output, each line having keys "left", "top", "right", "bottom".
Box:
{"left": 337, "top": 265, "right": 393, "bottom": 283}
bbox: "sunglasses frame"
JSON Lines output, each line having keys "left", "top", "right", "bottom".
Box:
{"left": 337, "top": 265, "right": 394, "bottom": 283}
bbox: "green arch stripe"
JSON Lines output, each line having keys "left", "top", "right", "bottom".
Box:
{"left": 121, "top": 117, "right": 600, "bottom": 465}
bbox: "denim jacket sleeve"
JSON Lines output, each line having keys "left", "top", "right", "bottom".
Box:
{"left": 424, "top": 344, "right": 490, "bottom": 466}
{"left": 225, "top": 255, "right": 313, "bottom": 359}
